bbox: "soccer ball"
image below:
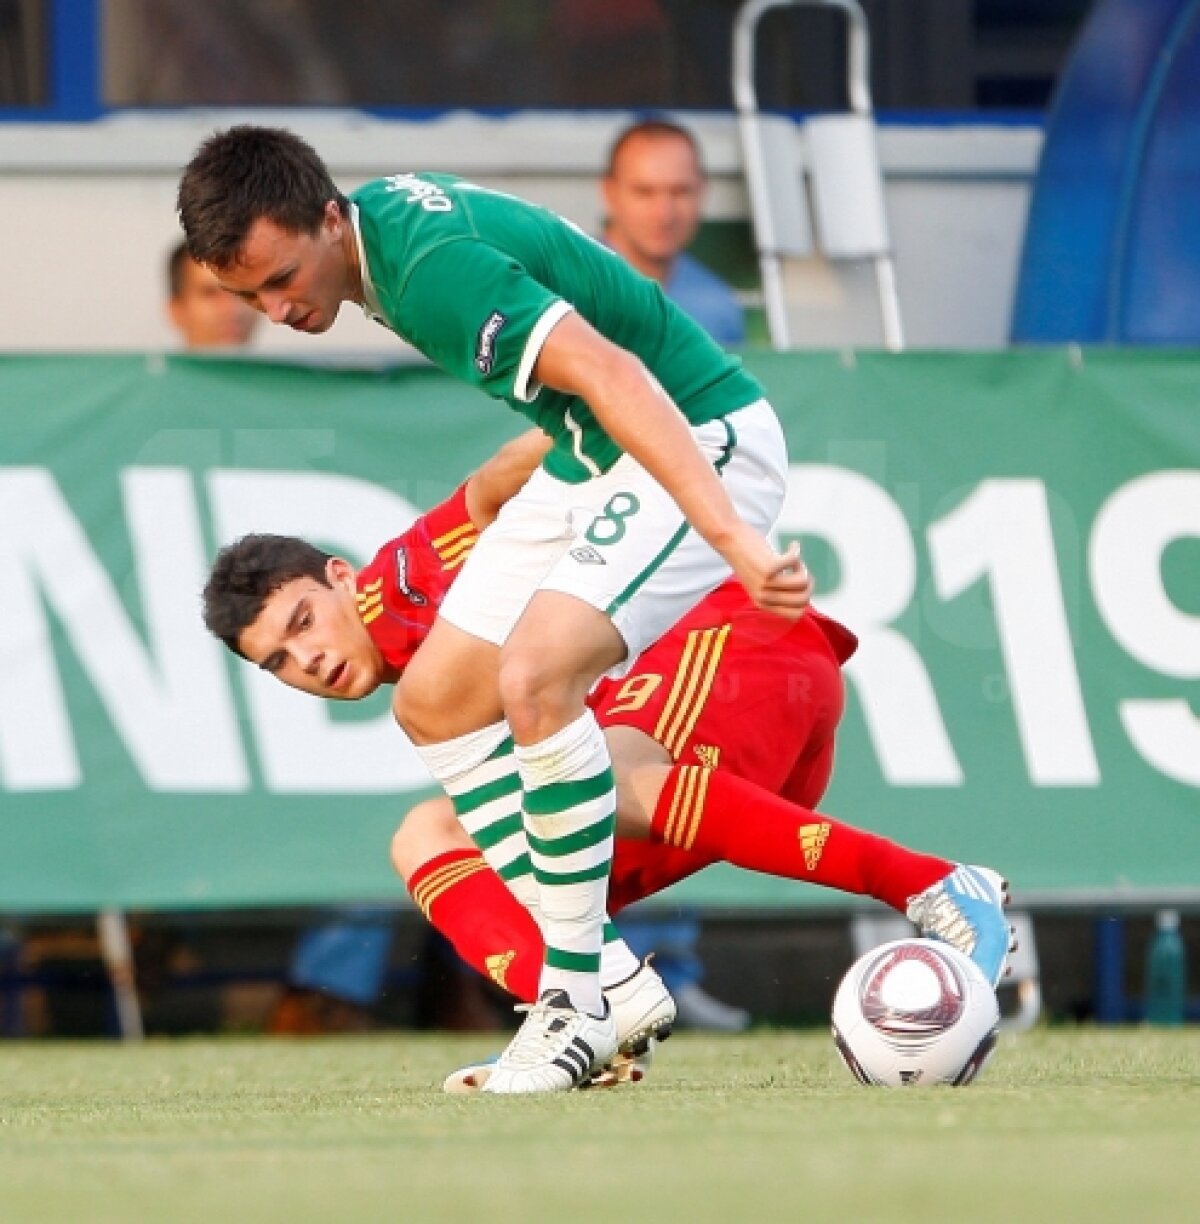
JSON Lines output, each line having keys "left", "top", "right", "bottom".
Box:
{"left": 831, "top": 938, "right": 1000, "bottom": 1087}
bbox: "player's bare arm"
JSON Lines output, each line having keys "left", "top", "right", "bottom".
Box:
{"left": 464, "top": 428, "right": 552, "bottom": 528}
{"left": 532, "top": 312, "right": 812, "bottom": 616}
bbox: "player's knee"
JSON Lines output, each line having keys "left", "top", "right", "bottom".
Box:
{"left": 497, "top": 652, "right": 546, "bottom": 732}
{"left": 497, "top": 650, "right": 586, "bottom": 739}
{"left": 391, "top": 798, "right": 467, "bottom": 883}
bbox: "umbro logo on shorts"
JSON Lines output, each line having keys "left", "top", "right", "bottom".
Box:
{"left": 570, "top": 545, "right": 606, "bottom": 565}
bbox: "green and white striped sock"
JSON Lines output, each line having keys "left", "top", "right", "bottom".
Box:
{"left": 447, "top": 742, "right": 639, "bottom": 986}
{"left": 601, "top": 921, "right": 641, "bottom": 987}
{"left": 416, "top": 724, "right": 541, "bottom": 919}
{"left": 415, "top": 720, "right": 639, "bottom": 995}
{"left": 517, "top": 711, "right": 615, "bottom": 1016}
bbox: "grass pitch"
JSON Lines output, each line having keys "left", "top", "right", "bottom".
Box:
{"left": 1, "top": 1028, "right": 1198, "bottom": 1224}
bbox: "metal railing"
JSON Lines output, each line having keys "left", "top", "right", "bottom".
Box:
{"left": 733, "top": 0, "right": 904, "bottom": 350}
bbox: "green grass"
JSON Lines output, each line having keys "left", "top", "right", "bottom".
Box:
{"left": 1, "top": 1029, "right": 1198, "bottom": 1223}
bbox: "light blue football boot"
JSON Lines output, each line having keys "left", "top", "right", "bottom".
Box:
{"left": 906, "top": 865, "right": 1014, "bottom": 987}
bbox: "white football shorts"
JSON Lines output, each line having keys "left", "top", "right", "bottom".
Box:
{"left": 438, "top": 398, "right": 788, "bottom": 674}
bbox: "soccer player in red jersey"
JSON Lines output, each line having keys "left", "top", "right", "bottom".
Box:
{"left": 203, "top": 431, "right": 1011, "bottom": 1083}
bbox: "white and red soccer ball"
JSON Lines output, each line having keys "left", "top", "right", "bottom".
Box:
{"left": 831, "top": 939, "right": 1000, "bottom": 1087}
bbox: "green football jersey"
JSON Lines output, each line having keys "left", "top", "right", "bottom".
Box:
{"left": 350, "top": 173, "right": 763, "bottom": 482}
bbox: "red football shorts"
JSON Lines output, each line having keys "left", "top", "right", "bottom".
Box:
{"left": 590, "top": 583, "right": 853, "bottom": 912}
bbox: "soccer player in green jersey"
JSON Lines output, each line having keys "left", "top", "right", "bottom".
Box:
{"left": 178, "top": 126, "right": 811, "bottom": 1093}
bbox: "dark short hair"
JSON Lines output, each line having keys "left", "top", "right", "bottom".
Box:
{"left": 605, "top": 118, "right": 705, "bottom": 178}
{"left": 203, "top": 533, "right": 333, "bottom": 655}
{"left": 177, "top": 125, "right": 349, "bottom": 268}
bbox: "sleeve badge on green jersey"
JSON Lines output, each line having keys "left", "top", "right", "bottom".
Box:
{"left": 475, "top": 311, "right": 508, "bottom": 375}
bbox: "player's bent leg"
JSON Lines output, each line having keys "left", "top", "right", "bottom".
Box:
{"left": 608, "top": 839, "right": 715, "bottom": 915}
{"left": 640, "top": 763, "right": 954, "bottom": 912}
{"left": 405, "top": 843, "right": 543, "bottom": 1005}
{"left": 906, "top": 865, "right": 1015, "bottom": 988}
{"left": 443, "top": 861, "right": 695, "bottom": 1101}
{"left": 394, "top": 795, "right": 550, "bottom": 999}
{"left": 499, "top": 590, "right": 626, "bottom": 743}
{"left": 390, "top": 797, "right": 474, "bottom": 885}
{"left": 437, "top": 852, "right": 682, "bottom": 1094}
{"left": 499, "top": 594, "right": 625, "bottom": 1032}
{"left": 402, "top": 829, "right": 663, "bottom": 1093}
{"left": 604, "top": 724, "right": 672, "bottom": 840}
{"left": 392, "top": 618, "right": 504, "bottom": 746}
{"left": 409, "top": 722, "right": 549, "bottom": 991}
{"left": 396, "top": 798, "right": 664, "bottom": 1092}
{"left": 406, "top": 842, "right": 632, "bottom": 1095}
{"left": 436, "top": 728, "right": 645, "bottom": 998}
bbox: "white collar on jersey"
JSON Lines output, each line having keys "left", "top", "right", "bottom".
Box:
{"left": 349, "top": 201, "right": 387, "bottom": 324}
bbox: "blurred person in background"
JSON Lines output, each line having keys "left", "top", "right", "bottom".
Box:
{"left": 601, "top": 118, "right": 748, "bottom": 1031}
{"left": 602, "top": 118, "right": 745, "bottom": 347}
{"left": 166, "top": 241, "right": 261, "bottom": 349}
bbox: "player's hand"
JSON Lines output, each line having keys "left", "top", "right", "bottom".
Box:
{"left": 726, "top": 534, "right": 812, "bottom": 618}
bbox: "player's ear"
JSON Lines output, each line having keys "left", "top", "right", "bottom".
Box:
{"left": 326, "top": 556, "right": 356, "bottom": 591}
{"left": 323, "top": 198, "right": 344, "bottom": 237}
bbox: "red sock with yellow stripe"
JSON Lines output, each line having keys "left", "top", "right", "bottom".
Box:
{"left": 650, "top": 766, "right": 951, "bottom": 913}
{"left": 407, "top": 849, "right": 541, "bottom": 1003}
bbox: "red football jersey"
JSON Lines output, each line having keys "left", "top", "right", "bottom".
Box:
{"left": 355, "top": 483, "right": 478, "bottom": 671}
{"left": 595, "top": 581, "right": 859, "bottom": 914}
{"left": 590, "top": 576, "right": 858, "bottom": 793}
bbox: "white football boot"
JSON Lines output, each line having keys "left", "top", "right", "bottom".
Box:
{"left": 606, "top": 958, "right": 676, "bottom": 1058}
{"left": 481, "top": 988, "right": 618, "bottom": 1095}
{"left": 443, "top": 960, "right": 674, "bottom": 1094}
